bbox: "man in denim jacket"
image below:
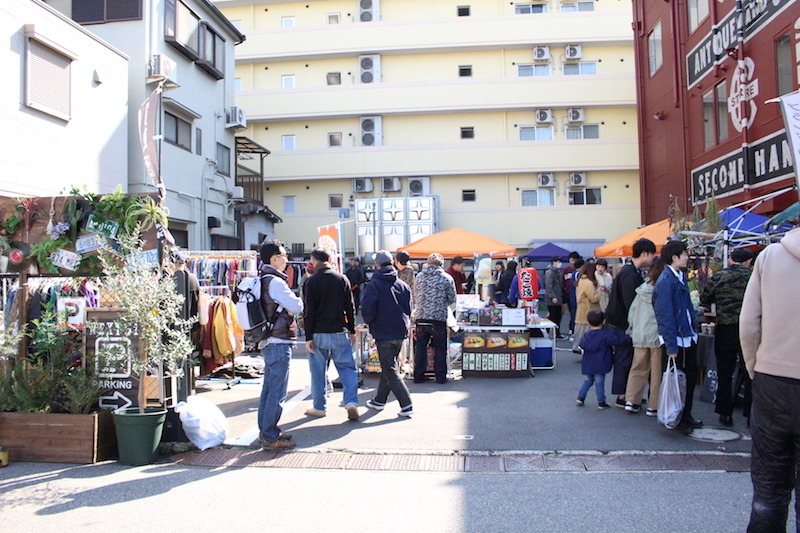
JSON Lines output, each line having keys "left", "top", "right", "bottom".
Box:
{"left": 653, "top": 239, "right": 701, "bottom": 433}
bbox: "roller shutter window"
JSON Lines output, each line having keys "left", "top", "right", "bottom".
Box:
{"left": 26, "top": 38, "right": 71, "bottom": 121}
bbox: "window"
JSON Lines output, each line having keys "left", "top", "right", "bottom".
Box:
{"left": 516, "top": 3, "right": 547, "bottom": 14}
{"left": 282, "top": 75, "right": 295, "bottom": 89}
{"left": 457, "top": 5, "right": 471, "bottom": 16}
{"left": 328, "top": 132, "right": 342, "bottom": 147}
{"left": 462, "top": 189, "right": 476, "bottom": 202}
{"left": 561, "top": 1, "right": 594, "bottom": 12}
{"left": 195, "top": 127, "right": 202, "bottom": 154}
{"left": 329, "top": 194, "right": 344, "bottom": 209}
{"left": 282, "top": 17, "right": 295, "bottom": 28}
{"left": 326, "top": 72, "right": 342, "bottom": 85}
{"left": 459, "top": 65, "right": 473, "bottom": 77}
{"left": 518, "top": 64, "right": 550, "bottom": 77}
{"left": 25, "top": 38, "right": 72, "bottom": 121}
{"left": 327, "top": 13, "right": 340, "bottom": 24}
{"left": 702, "top": 81, "right": 729, "bottom": 148}
{"left": 165, "top": 0, "right": 201, "bottom": 60}
{"left": 521, "top": 189, "right": 555, "bottom": 206}
{"left": 564, "top": 62, "right": 597, "bottom": 75}
{"left": 216, "top": 143, "right": 231, "bottom": 176}
{"left": 776, "top": 34, "right": 794, "bottom": 96}
{"left": 282, "top": 135, "right": 296, "bottom": 150}
{"left": 196, "top": 23, "right": 225, "bottom": 79}
{"left": 519, "top": 126, "right": 553, "bottom": 141}
{"left": 648, "top": 22, "right": 663, "bottom": 76}
{"left": 461, "top": 127, "right": 475, "bottom": 139}
{"left": 568, "top": 188, "right": 602, "bottom": 205}
{"left": 72, "top": 0, "right": 142, "bottom": 24}
{"left": 164, "top": 112, "right": 191, "bottom": 151}
{"left": 687, "top": 0, "right": 709, "bottom": 33}
{"left": 565, "top": 124, "right": 600, "bottom": 140}
{"left": 283, "top": 196, "right": 296, "bottom": 214}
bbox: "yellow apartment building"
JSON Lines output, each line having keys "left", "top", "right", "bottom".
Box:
{"left": 216, "top": 0, "right": 641, "bottom": 257}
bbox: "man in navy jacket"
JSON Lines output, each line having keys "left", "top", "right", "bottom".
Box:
{"left": 653, "top": 239, "right": 701, "bottom": 433}
{"left": 362, "top": 250, "right": 414, "bottom": 416}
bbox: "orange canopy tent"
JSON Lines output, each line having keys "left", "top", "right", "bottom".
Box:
{"left": 397, "top": 228, "right": 517, "bottom": 258}
{"left": 594, "top": 219, "right": 672, "bottom": 258}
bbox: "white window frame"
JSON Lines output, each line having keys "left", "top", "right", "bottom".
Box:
{"left": 564, "top": 62, "right": 597, "bottom": 75}
{"left": 282, "top": 135, "right": 296, "bottom": 150}
{"left": 561, "top": 1, "right": 594, "bottom": 12}
{"left": 328, "top": 132, "right": 342, "bottom": 147}
{"left": 25, "top": 35, "right": 74, "bottom": 121}
{"left": 519, "top": 125, "right": 553, "bottom": 141}
{"left": 565, "top": 124, "right": 600, "bottom": 140}
{"left": 648, "top": 21, "right": 663, "bottom": 76}
{"left": 282, "top": 16, "right": 295, "bottom": 28}
{"left": 283, "top": 196, "right": 296, "bottom": 214}
{"left": 515, "top": 3, "right": 547, "bottom": 14}
{"left": 687, "top": 0, "right": 709, "bottom": 33}
{"left": 568, "top": 187, "right": 602, "bottom": 205}
{"left": 327, "top": 13, "right": 340, "bottom": 24}
{"left": 282, "top": 75, "right": 295, "bottom": 89}
{"left": 216, "top": 143, "right": 231, "bottom": 176}
{"left": 521, "top": 189, "right": 555, "bottom": 206}
{"left": 518, "top": 63, "right": 550, "bottom": 77}
{"left": 329, "top": 194, "right": 344, "bottom": 209}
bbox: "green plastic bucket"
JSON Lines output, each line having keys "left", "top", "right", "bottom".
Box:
{"left": 112, "top": 408, "right": 167, "bottom": 466}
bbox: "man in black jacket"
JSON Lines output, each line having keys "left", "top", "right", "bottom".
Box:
{"left": 303, "top": 248, "right": 360, "bottom": 421}
{"left": 497, "top": 260, "right": 518, "bottom": 305}
{"left": 362, "top": 250, "right": 414, "bottom": 416}
{"left": 605, "top": 238, "right": 656, "bottom": 408}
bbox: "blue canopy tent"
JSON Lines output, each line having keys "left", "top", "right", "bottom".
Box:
{"left": 523, "top": 242, "right": 570, "bottom": 262}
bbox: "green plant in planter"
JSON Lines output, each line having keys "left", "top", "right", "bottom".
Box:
{"left": 95, "top": 231, "right": 195, "bottom": 410}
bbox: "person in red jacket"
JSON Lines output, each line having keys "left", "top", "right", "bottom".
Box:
{"left": 445, "top": 255, "right": 467, "bottom": 294}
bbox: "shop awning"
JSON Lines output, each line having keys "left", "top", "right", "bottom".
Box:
{"left": 766, "top": 202, "right": 800, "bottom": 229}
{"left": 522, "top": 242, "right": 570, "bottom": 262}
{"left": 396, "top": 228, "right": 517, "bottom": 258}
{"left": 594, "top": 219, "right": 671, "bottom": 258}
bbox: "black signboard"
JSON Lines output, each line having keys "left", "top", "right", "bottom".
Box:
{"left": 86, "top": 308, "right": 143, "bottom": 409}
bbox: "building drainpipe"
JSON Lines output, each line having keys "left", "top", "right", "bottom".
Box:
{"left": 632, "top": 0, "right": 649, "bottom": 224}
{"left": 735, "top": 0, "right": 750, "bottom": 198}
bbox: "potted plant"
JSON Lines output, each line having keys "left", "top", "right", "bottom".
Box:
{"left": 95, "top": 231, "right": 195, "bottom": 466}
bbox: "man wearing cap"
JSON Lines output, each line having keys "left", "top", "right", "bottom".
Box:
{"left": 700, "top": 248, "right": 755, "bottom": 427}
{"left": 413, "top": 253, "right": 457, "bottom": 383}
{"left": 361, "top": 250, "right": 414, "bottom": 416}
{"left": 394, "top": 251, "right": 415, "bottom": 292}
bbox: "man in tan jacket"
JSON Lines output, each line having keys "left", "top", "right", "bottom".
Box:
{"left": 740, "top": 226, "right": 800, "bottom": 532}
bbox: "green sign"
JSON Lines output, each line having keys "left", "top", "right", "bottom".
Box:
{"left": 86, "top": 215, "right": 120, "bottom": 238}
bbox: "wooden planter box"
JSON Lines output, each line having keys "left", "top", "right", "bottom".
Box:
{"left": 0, "top": 410, "right": 117, "bottom": 464}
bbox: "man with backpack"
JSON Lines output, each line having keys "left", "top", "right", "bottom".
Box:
{"left": 256, "top": 241, "right": 304, "bottom": 450}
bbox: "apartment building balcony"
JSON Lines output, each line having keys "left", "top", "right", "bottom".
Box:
{"left": 238, "top": 75, "right": 635, "bottom": 121}
{"left": 236, "top": 11, "right": 634, "bottom": 62}
{"left": 261, "top": 138, "right": 639, "bottom": 181}
{"left": 234, "top": 136, "right": 269, "bottom": 205}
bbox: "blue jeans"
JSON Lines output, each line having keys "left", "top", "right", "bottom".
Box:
{"left": 309, "top": 332, "right": 359, "bottom": 411}
{"left": 258, "top": 343, "right": 292, "bottom": 442}
{"left": 578, "top": 373, "right": 606, "bottom": 403}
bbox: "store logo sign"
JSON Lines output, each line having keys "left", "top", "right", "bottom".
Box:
{"left": 728, "top": 57, "right": 759, "bottom": 132}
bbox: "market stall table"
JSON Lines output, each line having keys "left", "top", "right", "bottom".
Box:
{"left": 460, "top": 318, "right": 557, "bottom": 377}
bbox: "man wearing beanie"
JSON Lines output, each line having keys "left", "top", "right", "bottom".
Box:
{"left": 700, "top": 247, "right": 755, "bottom": 427}
{"left": 413, "top": 252, "right": 456, "bottom": 383}
{"left": 361, "top": 250, "right": 414, "bottom": 416}
{"left": 394, "top": 250, "right": 415, "bottom": 292}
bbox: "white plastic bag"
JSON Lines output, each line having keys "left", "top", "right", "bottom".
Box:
{"left": 657, "top": 357, "right": 686, "bottom": 429}
{"left": 174, "top": 396, "right": 228, "bottom": 451}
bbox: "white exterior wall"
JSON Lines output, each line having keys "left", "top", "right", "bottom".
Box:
{"left": 52, "top": 0, "right": 245, "bottom": 250}
{"left": 0, "top": 0, "right": 128, "bottom": 197}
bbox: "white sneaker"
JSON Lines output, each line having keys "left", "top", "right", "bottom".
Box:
{"left": 366, "top": 399, "right": 385, "bottom": 411}
{"left": 398, "top": 405, "right": 414, "bottom": 417}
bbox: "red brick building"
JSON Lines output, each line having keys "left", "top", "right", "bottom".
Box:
{"left": 634, "top": 0, "right": 800, "bottom": 223}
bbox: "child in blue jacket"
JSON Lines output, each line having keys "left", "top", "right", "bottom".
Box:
{"left": 577, "top": 310, "right": 631, "bottom": 409}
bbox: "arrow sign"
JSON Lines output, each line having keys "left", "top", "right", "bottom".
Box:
{"left": 99, "top": 391, "right": 133, "bottom": 410}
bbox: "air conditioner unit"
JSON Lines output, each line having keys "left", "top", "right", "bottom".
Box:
{"left": 360, "top": 116, "right": 382, "bottom": 146}
{"left": 359, "top": 0, "right": 380, "bottom": 21}
{"left": 149, "top": 54, "right": 177, "bottom": 83}
{"left": 569, "top": 172, "right": 587, "bottom": 187}
{"left": 408, "top": 177, "right": 431, "bottom": 196}
{"left": 538, "top": 173, "right": 555, "bottom": 188}
{"left": 567, "top": 107, "right": 585, "bottom": 123}
{"left": 565, "top": 44, "right": 583, "bottom": 60}
{"left": 225, "top": 106, "right": 247, "bottom": 129}
{"left": 359, "top": 54, "right": 381, "bottom": 83}
{"left": 353, "top": 178, "right": 374, "bottom": 193}
{"left": 536, "top": 108, "right": 553, "bottom": 124}
{"left": 381, "top": 177, "right": 401, "bottom": 192}
{"left": 533, "top": 46, "right": 551, "bottom": 61}
{"left": 230, "top": 186, "right": 245, "bottom": 202}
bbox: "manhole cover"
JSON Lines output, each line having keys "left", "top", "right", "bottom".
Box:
{"left": 687, "top": 427, "right": 742, "bottom": 442}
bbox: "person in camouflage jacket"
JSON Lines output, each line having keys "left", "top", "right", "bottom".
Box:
{"left": 700, "top": 248, "right": 755, "bottom": 426}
